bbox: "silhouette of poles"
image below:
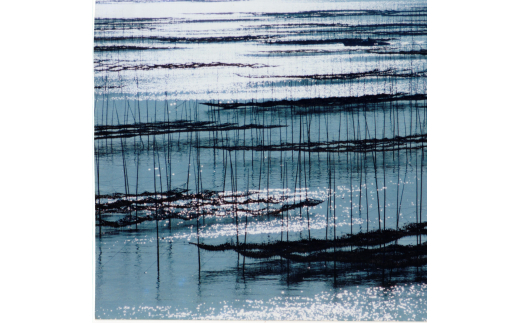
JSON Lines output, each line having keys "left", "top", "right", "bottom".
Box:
{"left": 152, "top": 135, "right": 160, "bottom": 275}
{"left": 244, "top": 168, "right": 249, "bottom": 272}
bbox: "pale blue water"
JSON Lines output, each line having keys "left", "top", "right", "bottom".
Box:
{"left": 95, "top": 0, "right": 427, "bottom": 320}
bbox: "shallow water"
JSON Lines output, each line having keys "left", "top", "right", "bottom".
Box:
{"left": 96, "top": 220, "right": 426, "bottom": 320}
{"left": 95, "top": 0, "right": 427, "bottom": 320}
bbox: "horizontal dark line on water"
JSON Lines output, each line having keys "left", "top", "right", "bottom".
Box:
{"left": 252, "top": 22, "right": 421, "bottom": 27}
{"left": 203, "top": 93, "right": 427, "bottom": 109}
{"left": 94, "top": 62, "right": 272, "bottom": 73}
{"left": 94, "top": 35, "right": 278, "bottom": 42}
{"left": 266, "top": 38, "right": 391, "bottom": 46}
{"left": 369, "top": 49, "right": 427, "bottom": 56}
{"left": 197, "top": 134, "right": 427, "bottom": 153}
{"left": 95, "top": 27, "right": 157, "bottom": 31}
{"left": 95, "top": 121, "right": 286, "bottom": 140}
{"left": 95, "top": 18, "right": 265, "bottom": 25}
{"left": 96, "top": 189, "right": 322, "bottom": 224}
{"left": 94, "top": 85, "right": 125, "bottom": 89}
{"left": 240, "top": 29, "right": 426, "bottom": 38}
{"left": 95, "top": 17, "right": 173, "bottom": 22}
{"left": 256, "top": 243, "right": 426, "bottom": 268}
{"left": 245, "top": 48, "right": 426, "bottom": 57}
{"left": 235, "top": 68, "right": 426, "bottom": 80}
{"left": 209, "top": 9, "right": 428, "bottom": 18}
{"left": 94, "top": 45, "right": 184, "bottom": 52}
{"left": 192, "top": 222, "right": 426, "bottom": 254}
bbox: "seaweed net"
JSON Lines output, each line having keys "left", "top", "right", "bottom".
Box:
{"left": 236, "top": 68, "right": 426, "bottom": 81}
{"left": 202, "top": 93, "right": 427, "bottom": 110}
{"left": 95, "top": 120, "right": 285, "bottom": 140}
{"left": 95, "top": 62, "right": 271, "bottom": 73}
{"left": 197, "top": 134, "right": 426, "bottom": 153}
{"left": 96, "top": 189, "right": 323, "bottom": 227}
{"left": 191, "top": 222, "right": 426, "bottom": 268}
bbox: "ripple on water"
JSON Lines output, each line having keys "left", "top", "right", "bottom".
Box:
{"left": 97, "top": 283, "right": 426, "bottom": 320}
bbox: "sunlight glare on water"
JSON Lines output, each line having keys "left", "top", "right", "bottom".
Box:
{"left": 95, "top": 0, "right": 427, "bottom": 320}
{"left": 97, "top": 284, "right": 426, "bottom": 320}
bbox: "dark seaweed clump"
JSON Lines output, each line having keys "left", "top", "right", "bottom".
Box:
{"left": 268, "top": 38, "right": 391, "bottom": 46}
{"left": 197, "top": 134, "right": 426, "bottom": 153}
{"left": 95, "top": 62, "right": 271, "bottom": 73}
{"left": 94, "top": 45, "right": 182, "bottom": 52}
{"left": 94, "top": 85, "right": 124, "bottom": 89}
{"left": 94, "top": 17, "right": 171, "bottom": 31}
{"left": 371, "top": 49, "right": 427, "bottom": 56}
{"left": 94, "top": 35, "right": 277, "bottom": 43}
{"left": 96, "top": 189, "right": 323, "bottom": 226}
{"left": 203, "top": 93, "right": 427, "bottom": 109}
{"left": 95, "top": 120, "right": 285, "bottom": 140}
{"left": 191, "top": 222, "right": 426, "bottom": 268}
{"left": 237, "top": 68, "right": 426, "bottom": 81}
{"left": 250, "top": 9, "right": 427, "bottom": 18}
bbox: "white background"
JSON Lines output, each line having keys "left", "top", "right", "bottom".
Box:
{"left": 1, "top": 1, "right": 519, "bottom": 322}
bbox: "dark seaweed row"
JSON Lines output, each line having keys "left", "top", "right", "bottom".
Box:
{"left": 192, "top": 222, "right": 425, "bottom": 253}
{"left": 95, "top": 121, "right": 286, "bottom": 140}
{"left": 197, "top": 134, "right": 426, "bottom": 153}
{"left": 236, "top": 68, "right": 426, "bottom": 81}
{"left": 203, "top": 93, "right": 427, "bottom": 109}
{"left": 96, "top": 187, "right": 323, "bottom": 227}
{"left": 95, "top": 62, "right": 271, "bottom": 73}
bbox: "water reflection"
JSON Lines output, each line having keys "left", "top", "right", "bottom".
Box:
{"left": 95, "top": 0, "right": 427, "bottom": 320}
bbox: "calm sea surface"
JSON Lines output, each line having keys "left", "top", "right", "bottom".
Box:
{"left": 95, "top": 0, "right": 427, "bottom": 320}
